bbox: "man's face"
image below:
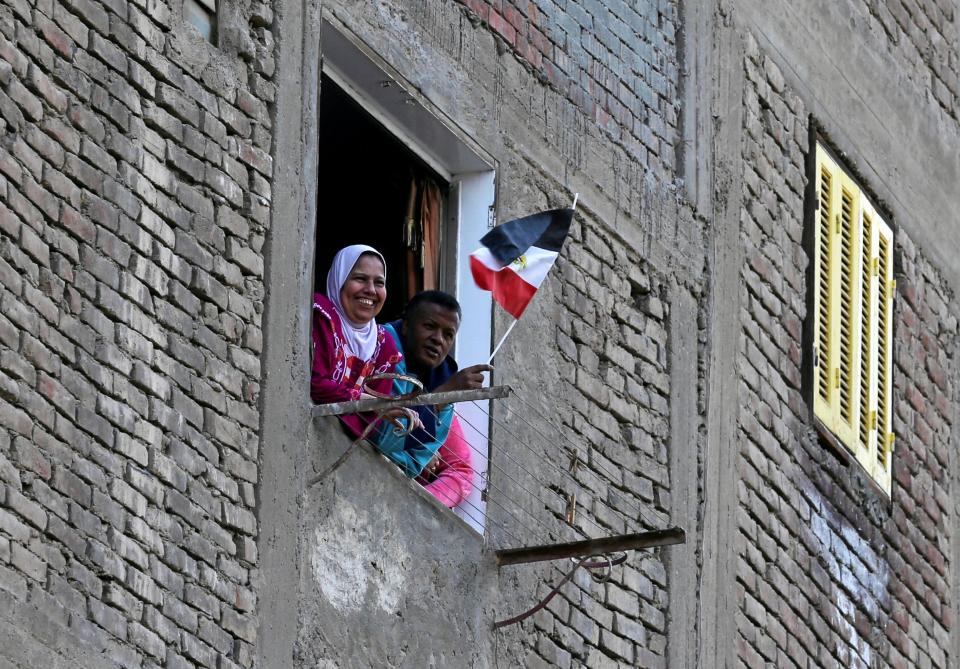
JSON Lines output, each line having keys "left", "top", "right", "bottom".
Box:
{"left": 403, "top": 303, "right": 461, "bottom": 373}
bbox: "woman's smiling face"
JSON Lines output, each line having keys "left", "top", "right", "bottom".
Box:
{"left": 339, "top": 253, "right": 386, "bottom": 325}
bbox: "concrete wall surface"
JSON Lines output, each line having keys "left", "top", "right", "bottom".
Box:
{"left": 295, "top": 419, "right": 494, "bottom": 669}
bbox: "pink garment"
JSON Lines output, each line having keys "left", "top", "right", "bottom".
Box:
{"left": 417, "top": 417, "right": 474, "bottom": 508}
{"left": 310, "top": 293, "right": 402, "bottom": 438}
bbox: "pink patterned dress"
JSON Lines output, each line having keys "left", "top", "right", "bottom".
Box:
{"left": 310, "top": 294, "right": 402, "bottom": 438}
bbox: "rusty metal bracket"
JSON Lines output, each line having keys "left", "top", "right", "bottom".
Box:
{"left": 492, "top": 527, "right": 686, "bottom": 629}
{"left": 495, "top": 526, "right": 686, "bottom": 567}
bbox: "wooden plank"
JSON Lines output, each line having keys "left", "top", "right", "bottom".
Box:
{"left": 312, "top": 385, "right": 512, "bottom": 417}
{"left": 495, "top": 527, "right": 686, "bottom": 566}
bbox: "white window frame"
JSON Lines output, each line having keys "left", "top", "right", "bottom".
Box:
{"left": 812, "top": 141, "right": 895, "bottom": 495}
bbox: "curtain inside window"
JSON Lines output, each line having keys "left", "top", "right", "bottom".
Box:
{"left": 403, "top": 175, "right": 442, "bottom": 299}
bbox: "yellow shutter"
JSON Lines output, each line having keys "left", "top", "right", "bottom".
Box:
{"left": 814, "top": 145, "right": 863, "bottom": 451}
{"left": 813, "top": 143, "right": 894, "bottom": 494}
{"left": 813, "top": 147, "right": 839, "bottom": 430}
{"left": 873, "top": 214, "right": 895, "bottom": 494}
{"left": 857, "top": 203, "right": 881, "bottom": 482}
{"left": 835, "top": 173, "right": 863, "bottom": 452}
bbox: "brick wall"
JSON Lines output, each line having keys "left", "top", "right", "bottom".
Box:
{"left": 736, "top": 34, "right": 960, "bottom": 669}
{"left": 858, "top": 0, "right": 960, "bottom": 122}
{"left": 489, "top": 172, "right": 677, "bottom": 668}
{"left": 6, "top": 0, "right": 959, "bottom": 665}
{"left": 0, "top": 0, "right": 273, "bottom": 663}
{"left": 456, "top": 0, "right": 681, "bottom": 176}
{"left": 289, "top": 2, "right": 700, "bottom": 665}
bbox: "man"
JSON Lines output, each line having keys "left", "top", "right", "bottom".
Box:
{"left": 375, "top": 291, "right": 491, "bottom": 506}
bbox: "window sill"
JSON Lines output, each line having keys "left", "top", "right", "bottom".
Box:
{"left": 812, "top": 416, "right": 893, "bottom": 506}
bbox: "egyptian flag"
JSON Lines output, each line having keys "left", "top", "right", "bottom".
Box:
{"left": 470, "top": 208, "right": 574, "bottom": 318}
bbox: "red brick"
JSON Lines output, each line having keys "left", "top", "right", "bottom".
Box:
{"left": 35, "top": 14, "right": 75, "bottom": 59}
{"left": 906, "top": 385, "right": 926, "bottom": 414}
{"left": 488, "top": 9, "right": 517, "bottom": 45}
{"left": 503, "top": 4, "right": 525, "bottom": 31}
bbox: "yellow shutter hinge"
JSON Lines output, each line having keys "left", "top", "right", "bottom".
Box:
{"left": 835, "top": 213, "right": 841, "bottom": 235}
{"left": 887, "top": 433, "right": 896, "bottom": 452}
{"left": 813, "top": 346, "right": 819, "bottom": 368}
{"left": 872, "top": 257, "right": 879, "bottom": 276}
{"left": 870, "top": 411, "right": 877, "bottom": 430}
{"left": 833, "top": 368, "right": 840, "bottom": 390}
{"left": 890, "top": 279, "right": 897, "bottom": 294}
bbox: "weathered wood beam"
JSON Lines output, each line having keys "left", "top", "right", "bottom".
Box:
{"left": 312, "top": 385, "right": 512, "bottom": 417}
{"left": 495, "top": 526, "right": 686, "bottom": 566}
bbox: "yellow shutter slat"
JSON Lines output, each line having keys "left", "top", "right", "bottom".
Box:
{"left": 857, "top": 209, "right": 875, "bottom": 458}
{"left": 813, "top": 146, "right": 839, "bottom": 431}
{"left": 873, "top": 214, "right": 895, "bottom": 493}
{"left": 834, "top": 173, "right": 862, "bottom": 452}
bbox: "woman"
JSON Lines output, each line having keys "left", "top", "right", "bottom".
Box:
{"left": 311, "top": 245, "right": 417, "bottom": 437}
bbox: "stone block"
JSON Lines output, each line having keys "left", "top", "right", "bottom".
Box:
{"left": 165, "top": 489, "right": 205, "bottom": 530}
{"left": 198, "top": 615, "right": 234, "bottom": 653}
{"left": 6, "top": 487, "right": 47, "bottom": 530}
{"left": 181, "top": 631, "right": 217, "bottom": 668}
{"left": 191, "top": 269, "right": 228, "bottom": 309}
{"left": 221, "top": 501, "right": 255, "bottom": 535}
{"left": 88, "top": 597, "right": 128, "bottom": 638}
{"left": 0, "top": 562, "right": 29, "bottom": 600}
{"left": 85, "top": 538, "right": 126, "bottom": 581}
{"left": 184, "top": 531, "right": 217, "bottom": 566}
{"left": 184, "top": 582, "right": 220, "bottom": 619}
{"left": 162, "top": 596, "right": 199, "bottom": 634}
{"left": 598, "top": 628, "right": 633, "bottom": 662}
{"left": 126, "top": 566, "right": 162, "bottom": 605}
{"left": 130, "top": 621, "right": 166, "bottom": 659}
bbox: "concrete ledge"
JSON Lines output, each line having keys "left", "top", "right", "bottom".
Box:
{"left": 294, "top": 417, "right": 495, "bottom": 668}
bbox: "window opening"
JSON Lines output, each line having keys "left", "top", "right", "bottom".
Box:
{"left": 184, "top": 0, "right": 216, "bottom": 43}
{"left": 317, "top": 24, "right": 496, "bottom": 531}
{"left": 316, "top": 75, "right": 449, "bottom": 321}
{"left": 811, "top": 141, "right": 895, "bottom": 494}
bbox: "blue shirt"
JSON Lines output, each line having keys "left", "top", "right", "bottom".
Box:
{"left": 374, "top": 321, "right": 457, "bottom": 477}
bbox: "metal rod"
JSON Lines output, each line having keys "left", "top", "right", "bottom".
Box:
{"left": 475, "top": 396, "right": 666, "bottom": 530}
{"left": 401, "top": 428, "right": 546, "bottom": 544}
{"left": 495, "top": 526, "right": 686, "bottom": 566}
{"left": 449, "top": 407, "right": 599, "bottom": 541}
{"left": 313, "top": 385, "right": 511, "bottom": 417}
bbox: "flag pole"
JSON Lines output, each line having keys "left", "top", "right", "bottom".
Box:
{"left": 485, "top": 194, "right": 579, "bottom": 365}
{"left": 487, "top": 318, "right": 518, "bottom": 364}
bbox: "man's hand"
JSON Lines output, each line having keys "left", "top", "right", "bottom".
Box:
{"left": 435, "top": 364, "right": 493, "bottom": 394}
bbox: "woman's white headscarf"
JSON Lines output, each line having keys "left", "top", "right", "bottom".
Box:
{"left": 326, "top": 244, "right": 386, "bottom": 361}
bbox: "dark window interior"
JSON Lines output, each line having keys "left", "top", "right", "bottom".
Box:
{"left": 316, "top": 74, "right": 448, "bottom": 322}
